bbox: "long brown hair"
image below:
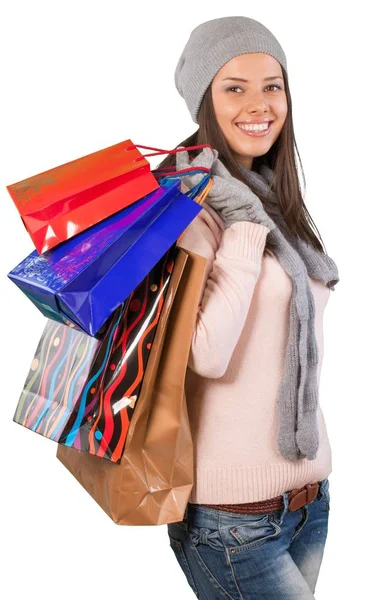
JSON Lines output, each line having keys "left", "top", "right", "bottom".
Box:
{"left": 155, "top": 68, "right": 329, "bottom": 258}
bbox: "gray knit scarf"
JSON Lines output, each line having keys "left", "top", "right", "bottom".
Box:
{"left": 236, "top": 162, "right": 340, "bottom": 461}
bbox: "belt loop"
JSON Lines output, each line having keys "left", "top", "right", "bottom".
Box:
{"left": 277, "top": 491, "right": 289, "bottom": 525}
{"left": 306, "top": 482, "right": 319, "bottom": 504}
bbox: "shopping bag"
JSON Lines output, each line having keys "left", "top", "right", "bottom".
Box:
{"left": 8, "top": 178, "right": 203, "bottom": 336}
{"left": 56, "top": 247, "right": 207, "bottom": 525}
{"left": 6, "top": 139, "right": 160, "bottom": 253}
{"left": 13, "top": 244, "right": 180, "bottom": 462}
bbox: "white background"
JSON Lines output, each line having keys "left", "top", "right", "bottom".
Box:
{"left": 0, "top": 1, "right": 364, "bottom": 598}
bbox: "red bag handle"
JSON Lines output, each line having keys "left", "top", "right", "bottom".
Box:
{"left": 127, "top": 142, "right": 214, "bottom": 157}
{"left": 127, "top": 143, "right": 215, "bottom": 178}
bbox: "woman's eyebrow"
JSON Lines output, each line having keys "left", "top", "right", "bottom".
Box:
{"left": 222, "top": 76, "right": 284, "bottom": 82}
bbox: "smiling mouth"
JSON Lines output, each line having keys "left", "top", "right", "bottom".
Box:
{"left": 235, "top": 121, "right": 274, "bottom": 136}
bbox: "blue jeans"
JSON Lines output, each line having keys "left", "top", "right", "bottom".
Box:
{"left": 167, "top": 478, "right": 330, "bottom": 599}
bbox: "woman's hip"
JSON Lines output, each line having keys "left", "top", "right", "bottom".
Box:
{"left": 167, "top": 478, "right": 330, "bottom": 599}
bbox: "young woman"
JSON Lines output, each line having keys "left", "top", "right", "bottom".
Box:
{"left": 156, "top": 16, "right": 339, "bottom": 600}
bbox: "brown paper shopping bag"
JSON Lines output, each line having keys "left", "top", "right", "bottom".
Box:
{"left": 56, "top": 247, "right": 207, "bottom": 525}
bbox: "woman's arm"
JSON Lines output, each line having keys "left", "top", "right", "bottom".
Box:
{"left": 178, "top": 203, "right": 270, "bottom": 378}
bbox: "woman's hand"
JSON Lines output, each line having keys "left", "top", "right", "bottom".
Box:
{"left": 175, "top": 146, "right": 218, "bottom": 190}
{"left": 208, "top": 158, "right": 276, "bottom": 230}
{"left": 176, "top": 147, "right": 276, "bottom": 230}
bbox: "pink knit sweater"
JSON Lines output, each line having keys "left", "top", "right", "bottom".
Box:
{"left": 178, "top": 201, "right": 332, "bottom": 504}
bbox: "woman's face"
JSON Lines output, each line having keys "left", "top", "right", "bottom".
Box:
{"left": 211, "top": 53, "right": 288, "bottom": 170}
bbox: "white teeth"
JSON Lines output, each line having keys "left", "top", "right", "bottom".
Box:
{"left": 237, "top": 122, "right": 270, "bottom": 132}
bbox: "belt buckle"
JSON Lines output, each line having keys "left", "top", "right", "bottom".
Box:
{"left": 288, "top": 483, "right": 319, "bottom": 512}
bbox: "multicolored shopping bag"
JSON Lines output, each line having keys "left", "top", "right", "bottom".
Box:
{"left": 6, "top": 139, "right": 160, "bottom": 253}
{"left": 13, "top": 244, "right": 179, "bottom": 462}
{"left": 56, "top": 247, "right": 208, "bottom": 524}
{"left": 8, "top": 178, "right": 203, "bottom": 336}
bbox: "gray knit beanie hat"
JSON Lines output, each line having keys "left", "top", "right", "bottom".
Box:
{"left": 174, "top": 16, "right": 288, "bottom": 123}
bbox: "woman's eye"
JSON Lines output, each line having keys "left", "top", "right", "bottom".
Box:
{"left": 226, "top": 84, "right": 282, "bottom": 93}
{"left": 266, "top": 84, "right": 282, "bottom": 91}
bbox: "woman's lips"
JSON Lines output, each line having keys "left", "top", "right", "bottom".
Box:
{"left": 236, "top": 121, "right": 274, "bottom": 137}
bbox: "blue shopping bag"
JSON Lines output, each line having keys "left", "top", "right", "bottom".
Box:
{"left": 8, "top": 178, "right": 202, "bottom": 336}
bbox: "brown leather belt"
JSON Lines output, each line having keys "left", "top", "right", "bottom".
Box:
{"left": 199, "top": 481, "right": 320, "bottom": 514}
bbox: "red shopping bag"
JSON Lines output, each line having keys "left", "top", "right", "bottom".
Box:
{"left": 6, "top": 139, "right": 160, "bottom": 254}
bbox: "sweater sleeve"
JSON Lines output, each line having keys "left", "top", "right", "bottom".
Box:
{"left": 178, "top": 204, "right": 270, "bottom": 379}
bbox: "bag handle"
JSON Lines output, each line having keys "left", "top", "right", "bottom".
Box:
{"left": 127, "top": 142, "right": 215, "bottom": 159}
{"left": 127, "top": 142, "right": 215, "bottom": 245}
{"left": 153, "top": 166, "right": 211, "bottom": 178}
{"left": 128, "top": 142, "right": 215, "bottom": 179}
{"left": 176, "top": 177, "right": 213, "bottom": 246}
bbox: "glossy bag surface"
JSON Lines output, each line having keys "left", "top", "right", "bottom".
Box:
{"left": 8, "top": 179, "right": 202, "bottom": 336}
{"left": 13, "top": 245, "right": 179, "bottom": 462}
{"left": 56, "top": 248, "right": 207, "bottom": 525}
{"left": 6, "top": 139, "right": 160, "bottom": 253}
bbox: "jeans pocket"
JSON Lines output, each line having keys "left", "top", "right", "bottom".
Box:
{"left": 187, "top": 524, "right": 239, "bottom": 600}
{"left": 227, "top": 514, "right": 281, "bottom": 555}
{"left": 168, "top": 529, "right": 199, "bottom": 598}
